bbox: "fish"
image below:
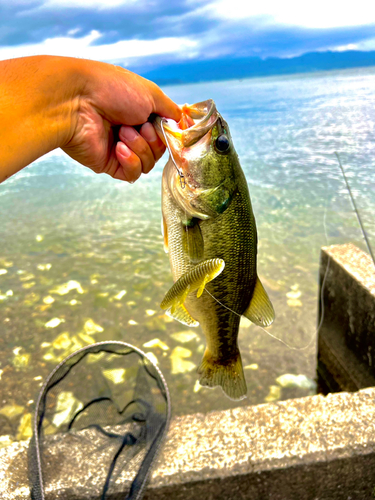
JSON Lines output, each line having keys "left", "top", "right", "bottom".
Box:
{"left": 152, "top": 99, "right": 275, "bottom": 400}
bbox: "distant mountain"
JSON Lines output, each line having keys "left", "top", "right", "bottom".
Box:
{"left": 139, "top": 50, "right": 375, "bottom": 85}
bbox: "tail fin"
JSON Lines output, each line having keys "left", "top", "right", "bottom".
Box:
{"left": 197, "top": 348, "right": 247, "bottom": 400}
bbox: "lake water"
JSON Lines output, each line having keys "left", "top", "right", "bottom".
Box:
{"left": 1, "top": 67, "right": 375, "bottom": 442}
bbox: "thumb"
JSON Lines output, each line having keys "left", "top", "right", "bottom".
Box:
{"left": 147, "top": 81, "right": 182, "bottom": 122}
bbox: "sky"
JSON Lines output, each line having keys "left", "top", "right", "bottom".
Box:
{"left": 1, "top": 0, "right": 375, "bottom": 71}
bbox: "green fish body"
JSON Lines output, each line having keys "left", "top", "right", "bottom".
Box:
{"left": 154, "top": 100, "right": 274, "bottom": 400}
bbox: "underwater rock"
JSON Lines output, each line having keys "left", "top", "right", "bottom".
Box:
{"left": 16, "top": 413, "right": 33, "bottom": 441}
{"left": 170, "top": 331, "right": 198, "bottom": 343}
{"left": 287, "top": 299, "right": 303, "bottom": 307}
{"left": 128, "top": 319, "right": 138, "bottom": 325}
{"left": 43, "top": 295, "right": 55, "bottom": 305}
{"left": 52, "top": 333, "right": 71, "bottom": 350}
{"left": 86, "top": 352, "right": 106, "bottom": 364}
{"left": 0, "top": 404, "right": 24, "bottom": 419}
{"left": 13, "top": 351, "right": 31, "bottom": 369}
{"left": 102, "top": 368, "right": 126, "bottom": 384}
{"left": 22, "top": 281, "right": 36, "bottom": 289}
{"left": 244, "top": 363, "right": 259, "bottom": 370}
{"left": 145, "top": 309, "right": 156, "bottom": 316}
{"left": 51, "top": 280, "right": 84, "bottom": 295}
{"left": 264, "top": 385, "right": 281, "bottom": 403}
{"left": 114, "top": 290, "right": 127, "bottom": 300}
{"left": 83, "top": 318, "right": 104, "bottom": 334}
{"left": 78, "top": 332, "right": 95, "bottom": 344}
{"left": 143, "top": 338, "right": 169, "bottom": 350}
{"left": 145, "top": 352, "right": 159, "bottom": 365}
{"left": 193, "top": 380, "right": 201, "bottom": 393}
{"left": 170, "top": 347, "right": 196, "bottom": 375}
{"left": 45, "top": 317, "right": 65, "bottom": 328}
{"left": 36, "top": 235, "right": 44, "bottom": 242}
{"left": 19, "top": 273, "right": 35, "bottom": 281}
{"left": 197, "top": 344, "right": 205, "bottom": 354}
{"left": 37, "top": 264, "right": 52, "bottom": 271}
{"left": 0, "top": 269, "right": 7, "bottom": 275}
{"left": 24, "top": 293, "right": 40, "bottom": 306}
{"left": 240, "top": 317, "right": 252, "bottom": 328}
{"left": 52, "top": 391, "right": 83, "bottom": 428}
{"left": 276, "top": 373, "right": 316, "bottom": 392}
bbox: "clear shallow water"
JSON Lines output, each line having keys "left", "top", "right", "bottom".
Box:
{"left": 0, "top": 67, "right": 375, "bottom": 442}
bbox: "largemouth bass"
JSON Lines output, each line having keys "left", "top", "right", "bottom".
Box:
{"left": 153, "top": 99, "right": 275, "bottom": 400}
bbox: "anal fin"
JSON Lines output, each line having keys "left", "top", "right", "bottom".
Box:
{"left": 243, "top": 276, "right": 275, "bottom": 327}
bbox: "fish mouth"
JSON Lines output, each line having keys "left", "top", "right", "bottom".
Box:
{"left": 151, "top": 99, "right": 219, "bottom": 152}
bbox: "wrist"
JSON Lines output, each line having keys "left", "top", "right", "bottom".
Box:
{"left": 0, "top": 56, "right": 83, "bottom": 180}
{"left": 34, "top": 56, "right": 83, "bottom": 150}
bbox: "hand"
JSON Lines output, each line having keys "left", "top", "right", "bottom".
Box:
{"left": 0, "top": 56, "right": 181, "bottom": 183}
{"left": 62, "top": 62, "right": 181, "bottom": 182}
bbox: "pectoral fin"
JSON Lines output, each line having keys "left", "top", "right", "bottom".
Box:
{"left": 166, "top": 303, "right": 199, "bottom": 327}
{"left": 183, "top": 219, "right": 204, "bottom": 263}
{"left": 161, "top": 216, "right": 168, "bottom": 254}
{"left": 161, "top": 258, "right": 225, "bottom": 320}
{"left": 243, "top": 276, "right": 275, "bottom": 327}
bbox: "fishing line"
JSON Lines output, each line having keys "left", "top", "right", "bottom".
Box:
{"left": 160, "top": 119, "right": 186, "bottom": 189}
{"left": 334, "top": 151, "right": 375, "bottom": 267}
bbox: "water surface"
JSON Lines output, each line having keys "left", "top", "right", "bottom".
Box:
{"left": 1, "top": 67, "right": 375, "bottom": 441}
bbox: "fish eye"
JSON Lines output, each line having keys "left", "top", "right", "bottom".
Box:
{"left": 215, "top": 134, "right": 230, "bottom": 153}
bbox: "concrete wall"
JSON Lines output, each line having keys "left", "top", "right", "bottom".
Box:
{"left": 2, "top": 388, "right": 375, "bottom": 500}
{"left": 318, "top": 244, "right": 375, "bottom": 393}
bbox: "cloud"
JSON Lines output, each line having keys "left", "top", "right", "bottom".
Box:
{"left": 0, "top": 0, "right": 375, "bottom": 71}
{"left": 0, "top": 29, "right": 197, "bottom": 64}
{"left": 43, "top": 0, "right": 137, "bottom": 7}
{"left": 208, "top": 0, "right": 375, "bottom": 29}
{"left": 0, "top": 0, "right": 201, "bottom": 46}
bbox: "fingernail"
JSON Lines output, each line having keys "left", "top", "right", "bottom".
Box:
{"left": 141, "top": 123, "right": 157, "bottom": 142}
{"left": 117, "top": 142, "right": 131, "bottom": 158}
{"left": 121, "top": 126, "right": 138, "bottom": 142}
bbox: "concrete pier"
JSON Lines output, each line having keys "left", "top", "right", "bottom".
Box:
{"left": 317, "top": 244, "right": 375, "bottom": 393}
{"left": 2, "top": 389, "right": 375, "bottom": 500}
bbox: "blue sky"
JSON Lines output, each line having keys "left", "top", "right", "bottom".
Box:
{"left": 1, "top": 0, "right": 375, "bottom": 71}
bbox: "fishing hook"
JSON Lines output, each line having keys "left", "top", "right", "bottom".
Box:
{"left": 160, "top": 119, "right": 186, "bottom": 189}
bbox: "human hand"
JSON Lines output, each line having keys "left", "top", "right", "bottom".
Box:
{"left": 62, "top": 61, "right": 181, "bottom": 182}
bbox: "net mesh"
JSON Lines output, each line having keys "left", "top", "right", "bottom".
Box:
{"left": 28, "top": 341, "right": 171, "bottom": 500}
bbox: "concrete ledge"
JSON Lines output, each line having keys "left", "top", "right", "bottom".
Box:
{"left": 2, "top": 387, "right": 375, "bottom": 499}
{"left": 318, "top": 244, "right": 375, "bottom": 392}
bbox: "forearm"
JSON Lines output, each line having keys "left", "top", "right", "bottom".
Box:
{"left": 0, "top": 56, "right": 81, "bottom": 182}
